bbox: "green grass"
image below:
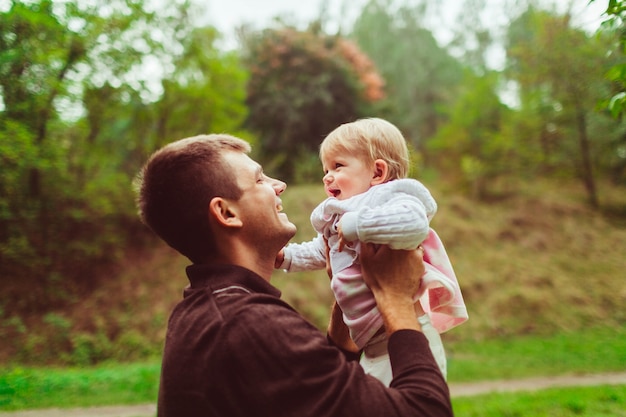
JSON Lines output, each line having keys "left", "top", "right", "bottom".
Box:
{"left": 1, "top": 326, "right": 625, "bottom": 411}
{"left": 452, "top": 385, "right": 626, "bottom": 417}
{"left": 0, "top": 362, "right": 160, "bottom": 411}
{"left": 446, "top": 325, "right": 626, "bottom": 382}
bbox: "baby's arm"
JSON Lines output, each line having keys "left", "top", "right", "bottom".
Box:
{"left": 277, "top": 234, "right": 327, "bottom": 272}
{"left": 340, "top": 192, "right": 431, "bottom": 250}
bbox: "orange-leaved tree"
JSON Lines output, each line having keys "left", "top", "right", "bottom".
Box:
{"left": 241, "top": 25, "right": 385, "bottom": 182}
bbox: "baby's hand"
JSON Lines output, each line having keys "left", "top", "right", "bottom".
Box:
{"left": 337, "top": 223, "right": 347, "bottom": 252}
{"left": 275, "top": 248, "right": 285, "bottom": 269}
{"left": 324, "top": 238, "right": 332, "bottom": 279}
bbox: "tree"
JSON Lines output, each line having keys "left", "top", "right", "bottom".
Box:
{"left": 0, "top": 0, "right": 191, "bottom": 309}
{"left": 506, "top": 7, "right": 618, "bottom": 207}
{"left": 240, "top": 25, "right": 384, "bottom": 181}
{"left": 0, "top": 0, "right": 256, "bottom": 362}
{"left": 594, "top": 0, "right": 626, "bottom": 118}
{"left": 429, "top": 70, "right": 513, "bottom": 198}
{"left": 350, "top": 0, "right": 464, "bottom": 155}
{"left": 446, "top": 0, "right": 493, "bottom": 74}
{"left": 154, "top": 26, "right": 249, "bottom": 149}
{"left": 594, "top": 0, "right": 626, "bottom": 184}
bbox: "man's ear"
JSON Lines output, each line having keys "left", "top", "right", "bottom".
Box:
{"left": 208, "top": 197, "right": 243, "bottom": 228}
{"left": 371, "top": 159, "right": 389, "bottom": 186}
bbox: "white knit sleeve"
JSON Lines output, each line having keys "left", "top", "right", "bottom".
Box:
{"left": 359, "top": 196, "right": 429, "bottom": 249}
{"left": 342, "top": 185, "right": 434, "bottom": 250}
{"left": 281, "top": 234, "right": 327, "bottom": 272}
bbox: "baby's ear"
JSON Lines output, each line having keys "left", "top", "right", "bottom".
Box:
{"left": 371, "top": 159, "right": 389, "bottom": 185}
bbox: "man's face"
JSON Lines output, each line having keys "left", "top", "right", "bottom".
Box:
{"left": 223, "top": 151, "right": 297, "bottom": 247}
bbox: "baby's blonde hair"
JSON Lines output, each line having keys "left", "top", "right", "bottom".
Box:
{"left": 320, "top": 118, "right": 410, "bottom": 181}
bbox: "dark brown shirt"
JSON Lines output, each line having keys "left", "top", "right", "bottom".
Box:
{"left": 157, "top": 264, "right": 453, "bottom": 417}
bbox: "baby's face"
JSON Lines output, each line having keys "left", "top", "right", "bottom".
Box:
{"left": 321, "top": 153, "right": 374, "bottom": 200}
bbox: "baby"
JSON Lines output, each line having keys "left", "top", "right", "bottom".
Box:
{"left": 276, "top": 117, "right": 468, "bottom": 385}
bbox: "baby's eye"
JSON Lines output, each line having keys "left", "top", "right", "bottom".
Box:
{"left": 335, "top": 163, "right": 344, "bottom": 169}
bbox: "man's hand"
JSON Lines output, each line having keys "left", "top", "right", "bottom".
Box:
{"left": 360, "top": 244, "right": 426, "bottom": 335}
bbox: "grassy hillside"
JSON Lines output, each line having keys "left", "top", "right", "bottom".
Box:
{"left": 1, "top": 177, "right": 625, "bottom": 365}
{"left": 275, "top": 179, "right": 626, "bottom": 339}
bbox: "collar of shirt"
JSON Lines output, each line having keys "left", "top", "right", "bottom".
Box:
{"left": 185, "top": 263, "right": 282, "bottom": 298}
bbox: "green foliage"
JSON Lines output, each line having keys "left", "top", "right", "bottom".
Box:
{"left": 0, "top": 121, "right": 38, "bottom": 260}
{"left": 292, "top": 152, "right": 325, "bottom": 184}
{"left": 428, "top": 70, "right": 514, "bottom": 197}
{"left": 595, "top": 0, "right": 626, "bottom": 118}
{"left": 0, "top": 115, "right": 137, "bottom": 313}
{"left": 0, "top": 1, "right": 77, "bottom": 132}
{"left": 156, "top": 26, "right": 250, "bottom": 146}
{"left": 5, "top": 307, "right": 163, "bottom": 366}
{"left": 69, "top": 332, "right": 113, "bottom": 367}
{"left": 594, "top": 1, "right": 626, "bottom": 185}
{"left": 241, "top": 25, "right": 383, "bottom": 181}
{"left": 0, "top": 0, "right": 162, "bottom": 310}
{"left": 0, "top": 0, "right": 251, "bottom": 319}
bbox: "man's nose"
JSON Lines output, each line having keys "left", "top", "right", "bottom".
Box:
{"left": 271, "top": 178, "right": 286, "bottom": 195}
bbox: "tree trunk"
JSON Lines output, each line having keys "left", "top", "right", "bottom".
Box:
{"left": 576, "top": 108, "right": 598, "bottom": 208}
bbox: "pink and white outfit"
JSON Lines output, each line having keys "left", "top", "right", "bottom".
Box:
{"left": 280, "top": 179, "right": 468, "bottom": 385}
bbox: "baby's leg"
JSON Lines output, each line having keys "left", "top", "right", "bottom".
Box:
{"left": 361, "top": 332, "right": 393, "bottom": 386}
{"left": 360, "top": 353, "right": 392, "bottom": 387}
{"left": 417, "top": 313, "right": 447, "bottom": 379}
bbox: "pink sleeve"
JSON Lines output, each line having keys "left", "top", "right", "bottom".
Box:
{"left": 417, "top": 229, "right": 469, "bottom": 333}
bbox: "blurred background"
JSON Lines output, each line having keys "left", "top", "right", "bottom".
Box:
{"left": 0, "top": 0, "right": 624, "bottom": 402}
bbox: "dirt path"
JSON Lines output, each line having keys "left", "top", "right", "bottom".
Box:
{"left": 1, "top": 372, "right": 625, "bottom": 417}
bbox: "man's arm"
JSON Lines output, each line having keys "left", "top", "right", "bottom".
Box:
{"left": 229, "top": 297, "right": 452, "bottom": 417}
{"left": 322, "top": 243, "right": 451, "bottom": 416}
{"left": 327, "top": 301, "right": 360, "bottom": 354}
{"left": 360, "top": 243, "right": 453, "bottom": 414}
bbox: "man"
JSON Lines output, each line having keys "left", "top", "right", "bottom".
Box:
{"left": 135, "top": 134, "right": 453, "bottom": 417}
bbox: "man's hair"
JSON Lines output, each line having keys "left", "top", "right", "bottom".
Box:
{"left": 134, "top": 134, "right": 251, "bottom": 263}
{"left": 320, "top": 118, "right": 410, "bottom": 181}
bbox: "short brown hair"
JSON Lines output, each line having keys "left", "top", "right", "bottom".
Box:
{"left": 320, "top": 118, "right": 409, "bottom": 181}
{"left": 134, "top": 134, "right": 251, "bottom": 263}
